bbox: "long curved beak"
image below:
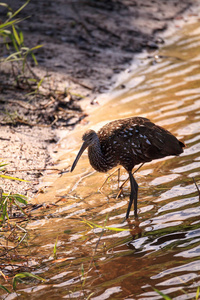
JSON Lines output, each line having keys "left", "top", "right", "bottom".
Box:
{"left": 71, "top": 141, "right": 88, "bottom": 172}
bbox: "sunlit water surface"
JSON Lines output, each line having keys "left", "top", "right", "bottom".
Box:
{"left": 2, "top": 17, "right": 200, "bottom": 300}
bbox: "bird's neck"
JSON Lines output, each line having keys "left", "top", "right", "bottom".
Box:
{"left": 88, "top": 140, "right": 110, "bottom": 173}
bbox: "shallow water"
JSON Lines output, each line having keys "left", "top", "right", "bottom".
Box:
{"left": 2, "top": 16, "right": 200, "bottom": 300}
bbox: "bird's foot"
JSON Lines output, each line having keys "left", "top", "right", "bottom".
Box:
{"left": 121, "top": 215, "right": 139, "bottom": 225}
{"left": 121, "top": 216, "right": 127, "bottom": 223}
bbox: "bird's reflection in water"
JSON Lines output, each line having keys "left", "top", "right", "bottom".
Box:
{"left": 127, "top": 217, "right": 143, "bottom": 240}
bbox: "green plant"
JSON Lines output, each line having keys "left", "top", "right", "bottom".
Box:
{"left": 0, "top": 162, "right": 28, "bottom": 224}
{"left": 53, "top": 237, "right": 58, "bottom": 259}
{"left": 0, "top": 192, "right": 28, "bottom": 224}
{"left": 81, "top": 218, "right": 130, "bottom": 232}
{"left": 0, "top": 272, "right": 46, "bottom": 295}
{"left": 0, "top": 162, "right": 28, "bottom": 181}
{"left": 12, "top": 272, "right": 46, "bottom": 290}
{"left": 0, "top": 284, "right": 11, "bottom": 294}
{"left": 0, "top": 1, "right": 43, "bottom": 88}
{"left": 154, "top": 286, "right": 200, "bottom": 300}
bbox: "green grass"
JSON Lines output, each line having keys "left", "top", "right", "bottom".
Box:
{"left": 0, "top": 0, "right": 43, "bottom": 90}
{"left": 154, "top": 287, "right": 200, "bottom": 300}
{"left": 0, "top": 162, "right": 28, "bottom": 224}
{"left": 0, "top": 272, "right": 46, "bottom": 295}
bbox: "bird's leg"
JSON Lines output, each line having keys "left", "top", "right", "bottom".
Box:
{"left": 117, "top": 163, "right": 144, "bottom": 199}
{"left": 99, "top": 168, "right": 120, "bottom": 201}
{"left": 125, "top": 171, "right": 138, "bottom": 219}
{"left": 133, "top": 176, "right": 138, "bottom": 218}
{"left": 117, "top": 168, "right": 120, "bottom": 188}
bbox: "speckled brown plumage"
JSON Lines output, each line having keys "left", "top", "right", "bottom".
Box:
{"left": 71, "top": 116, "right": 185, "bottom": 219}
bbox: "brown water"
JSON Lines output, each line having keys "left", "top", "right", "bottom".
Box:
{"left": 3, "top": 19, "right": 200, "bottom": 300}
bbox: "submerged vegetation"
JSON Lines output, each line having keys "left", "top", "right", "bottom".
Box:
{"left": 154, "top": 287, "right": 200, "bottom": 300}
{"left": 0, "top": 161, "right": 39, "bottom": 295}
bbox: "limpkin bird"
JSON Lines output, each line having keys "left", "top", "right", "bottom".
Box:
{"left": 71, "top": 116, "right": 185, "bottom": 219}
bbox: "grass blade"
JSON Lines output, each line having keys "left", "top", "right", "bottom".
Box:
{"left": 19, "top": 29, "right": 24, "bottom": 44}
{"left": 0, "top": 174, "right": 29, "bottom": 182}
{"left": 196, "top": 286, "right": 199, "bottom": 300}
{"left": 12, "top": 25, "right": 21, "bottom": 46}
{"left": 81, "top": 219, "right": 130, "bottom": 232}
{"left": 7, "top": 0, "right": 30, "bottom": 20}
{"left": 13, "top": 272, "right": 46, "bottom": 290}
{"left": 53, "top": 237, "right": 58, "bottom": 259}
{"left": 31, "top": 52, "right": 38, "bottom": 65}
{"left": 0, "top": 198, "right": 9, "bottom": 223}
{"left": 13, "top": 194, "right": 27, "bottom": 205}
{"left": 0, "top": 3, "right": 9, "bottom": 8}
{"left": 0, "top": 19, "right": 21, "bottom": 30}
{"left": 154, "top": 288, "right": 172, "bottom": 300}
{"left": 30, "top": 44, "right": 43, "bottom": 51}
{"left": 0, "top": 284, "right": 11, "bottom": 294}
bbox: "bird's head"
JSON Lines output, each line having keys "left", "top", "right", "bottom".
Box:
{"left": 82, "top": 130, "right": 98, "bottom": 145}
{"left": 71, "top": 130, "right": 98, "bottom": 172}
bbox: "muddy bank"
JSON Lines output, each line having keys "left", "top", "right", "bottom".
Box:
{"left": 0, "top": 0, "right": 196, "bottom": 198}
{"left": 3, "top": 0, "right": 194, "bottom": 94}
